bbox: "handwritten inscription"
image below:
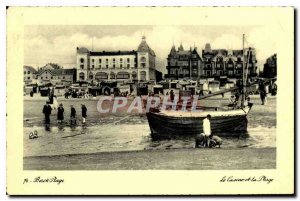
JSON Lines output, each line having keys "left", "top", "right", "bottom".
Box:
{"left": 220, "top": 176, "right": 273, "bottom": 184}
{"left": 23, "top": 176, "right": 64, "bottom": 185}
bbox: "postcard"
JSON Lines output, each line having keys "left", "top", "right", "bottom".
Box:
{"left": 6, "top": 7, "right": 294, "bottom": 195}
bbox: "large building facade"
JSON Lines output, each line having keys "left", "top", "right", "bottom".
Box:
{"left": 36, "top": 64, "right": 76, "bottom": 86}
{"left": 76, "top": 36, "right": 157, "bottom": 83}
{"left": 263, "top": 54, "right": 277, "bottom": 78}
{"left": 23, "top": 65, "right": 38, "bottom": 84}
{"left": 202, "top": 43, "right": 257, "bottom": 78}
{"left": 166, "top": 44, "right": 202, "bottom": 80}
{"left": 165, "top": 43, "right": 258, "bottom": 80}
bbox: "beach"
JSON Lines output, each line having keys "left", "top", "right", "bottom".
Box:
{"left": 23, "top": 94, "right": 277, "bottom": 170}
{"left": 24, "top": 147, "right": 276, "bottom": 170}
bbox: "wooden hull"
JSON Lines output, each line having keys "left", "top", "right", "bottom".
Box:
{"left": 146, "top": 108, "right": 250, "bottom": 138}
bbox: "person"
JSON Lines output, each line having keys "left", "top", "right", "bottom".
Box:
{"left": 52, "top": 95, "right": 58, "bottom": 109}
{"left": 260, "top": 90, "right": 267, "bottom": 105}
{"left": 81, "top": 104, "right": 87, "bottom": 125}
{"left": 57, "top": 103, "right": 64, "bottom": 124}
{"left": 228, "top": 95, "right": 237, "bottom": 109}
{"left": 203, "top": 114, "right": 212, "bottom": 147}
{"left": 42, "top": 101, "right": 52, "bottom": 124}
{"left": 70, "top": 105, "right": 76, "bottom": 125}
{"left": 170, "top": 90, "right": 174, "bottom": 102}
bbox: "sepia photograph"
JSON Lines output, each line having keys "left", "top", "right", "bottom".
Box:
{"left": 22, "top": 25, "right": 277, "bottom": 170}
{"left": 6, "top": 6, "right": 294, "bottom": 195}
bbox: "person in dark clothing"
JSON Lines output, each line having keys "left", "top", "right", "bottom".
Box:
{"left": 57, "top": 103, "right": 64, "bottom": 124}
{"left": 170, "top": 90, "right": 174, "bottom": 101}
{"left": 70, "top": 105, "right": 76, "bottom": 125}
{"left": 81, "top": 104, "right": 87, "bottom": 124}
{"left": 42, "top": 101, "right": 52, "bottom": 124}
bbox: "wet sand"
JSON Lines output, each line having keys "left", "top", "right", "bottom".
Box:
{"left": 24, "top": 147, "right": 276, "bottom": 170}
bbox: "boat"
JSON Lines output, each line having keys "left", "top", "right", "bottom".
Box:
{"left": 146, "top": 34, "right": 253, "bottom": 138}
{"left": 146, "top": 105, "right": 252, "bottom": 138}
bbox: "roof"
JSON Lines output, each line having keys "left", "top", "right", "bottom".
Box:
{"left": 77, "top": 47, "right": 89, "bottom": 54}
{"left": 38, "top": 68, "right": 76, "bottom": 76}
{"left": 137, "top": 36, "right": 156, "bottom": 56}
{"left": 90, "top": 50, "right": 137, "bottom": 56}
{"left": 23, "top": 65, "right": 37, "bottom": 73}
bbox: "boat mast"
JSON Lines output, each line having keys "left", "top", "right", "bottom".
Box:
{"left": 241, "top": 34, "right": 245, "bottom": 107}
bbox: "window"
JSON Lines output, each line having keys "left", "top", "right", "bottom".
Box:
{"left": 80, "top": 65, "right": 84, "bottom": 69}
{"left": 51, "top": 76, "right": 53, "bottom": 79}
{"left": 106, "top": 59, "right": 109, "bottom": 62}
{"left": 95, "top": 72, "right": 108, "bottom": 80}
{"left": 92, "top": 65, "right": 94, "bottom": 68}
{"left": 24, "top": 71, "right": 26, "bottom": 75}
{"left": 80, "top": 58, "right": 84, "bottom": 63}
{"left": 63, "top": 76, "right": 65, "bottom": 79}
{"left": 127, "top": 58, "right": 130, "bottom": 62}
{"left": 193, "top": 69, "right": 197, "bottom": 75}
{"left": 41, "top": 77, "right": 43, "bottom": 79}
{"left": 120, "top": 58, "right": 123, "bottom": 62}
{"left": 120, "top": 64, "right": 123, "bottom": 68}
{"left": 28, "top": 71, "right": 30, "bottom": 74}
{"left": 140, "top": 57, "right": 146, "bottom": 62}
{"left": 116, "top": 72, "right": 130, "bottom": 79}
{"left": 113, "top": 58, "right": 115, "bottom": 62}
{"left": 46, "top": 71, "right": 48, "bottom": 74}
{"left": 106, "top": 64, "right": 109, "bottom": 68}
{"left": 27, "top": 77, "right": 30, "bottom": 80}
{"left": 99, "top": 64, "right": 101, "bottom": 68}
{"left": 46, "top": 77, "right": 48, "bottom": 79}
{"left": 113, "top": 64, "right": 116, "bottom": 68}
{"left": 140, "top": 71, "right": 146, "bottom": 81}
{"left": 99, "top": 59, "right": 102, "bottom": 63}
{"left": 183, "top": 69, "right": 189, "bottom": 75}
{"left": 127, "top": 64, "right": 130, "bottom": 68}
{"left": 92, "top": 59, "right": 94, "bottom": 62}
{"left": 79, "top": 72, "right": 85, "bottom": 80}
{"left": 206, "top": 64, "right": 211, "bottom": 68}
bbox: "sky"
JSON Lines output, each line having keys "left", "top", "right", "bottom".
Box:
{"left": 24, "top": 25, "right": 279, "bottom": 74}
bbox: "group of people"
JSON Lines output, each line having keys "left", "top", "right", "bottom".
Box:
{"left": 42, "top": 102, "right": 87, "bottom": 126}
{"left": 64, "top": 90, "right": 90, "bottom": 99}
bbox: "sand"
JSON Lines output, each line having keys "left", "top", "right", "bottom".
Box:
{"left": 24, "top": 147, "right": 276, "bottom": 170}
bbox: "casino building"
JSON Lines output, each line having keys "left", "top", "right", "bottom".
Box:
{"left": 76, "top": 36, "right": 157, "bottom": 83}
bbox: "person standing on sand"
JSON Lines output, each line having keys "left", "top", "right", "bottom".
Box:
{"left": 81, "top": 104, "right": 87, "bottom": 124}
{"left": 203, "top": 114, "right": 212, "bottom": 147}
{"left": 57, "top": 103, "right": 64, "bottom": 124}
{"left": 70, "top": 105, "right": 76, "bottom": 125}
{"left": 42, "top": 101, "right": 52, "bottom": 124}
{"left": 170, "top": 90, "right": 174, "bottom": 101}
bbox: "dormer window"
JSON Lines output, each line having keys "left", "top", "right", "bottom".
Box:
{"left": 80, "top": 58, "right": 84, "bottom": 63}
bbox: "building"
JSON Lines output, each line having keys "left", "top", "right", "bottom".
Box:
{"left": 37, "top": 63, "right": 76, "bottom": 86}
{"left": 202, "top": 43, "right": 257, "bottom": 78}
{"left": 263, "top": 54, "right": 277, "bottom": 78}
{"left": 165, "top": 44, "right": 202, "bottom": 80}
{"left": 76, "top": 36, "right": 158, "bottom": 83}
{"left": 23, "top": 65, "right": 38, "bottom": 84}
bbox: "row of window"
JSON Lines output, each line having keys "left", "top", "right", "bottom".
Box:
{"left": 79, "top": 71, "right": 146, "bottom": 80}
{"left": 24, "top": 71, "right": 31, "bottom": 75}
{"left": 80, "top": 58, "right": 133, "bottom": 63}
{"left": 39, "top": 76, "right": 66, "bottom": 79}
{"left": 82, "top": 63, "right": 133, "bottom": 69}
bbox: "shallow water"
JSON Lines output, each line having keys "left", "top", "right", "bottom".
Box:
{"left": 23, "top": 124, "right": 275, "bottom": 157}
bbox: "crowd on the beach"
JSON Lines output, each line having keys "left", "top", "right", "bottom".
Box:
{"left": 42, "top": 90, "right": 88, "bottom": 129}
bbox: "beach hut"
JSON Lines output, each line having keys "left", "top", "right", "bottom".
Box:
{"left": 208, "top": 80, "right": 220, "bottom": 93}
{"left": 54, "top": 84, "right": 66, "bottom": 96}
